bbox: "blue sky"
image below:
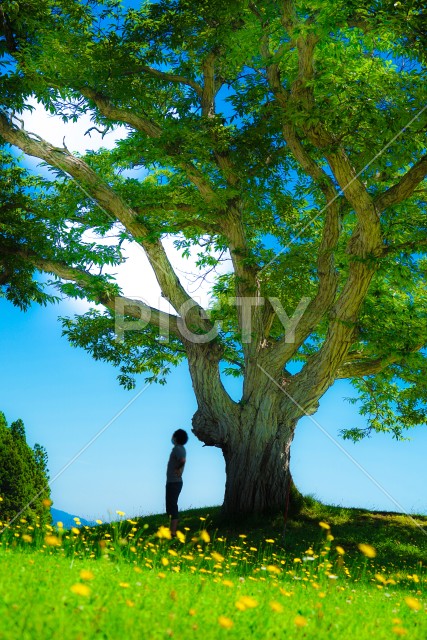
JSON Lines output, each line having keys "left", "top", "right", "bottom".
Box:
{"left": 1, "top": 294, "right": 426, "bottom": 522}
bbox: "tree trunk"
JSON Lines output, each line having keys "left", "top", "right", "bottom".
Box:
{"left": 192, "top": 379, "right": 299, "bottom": 515}
{"left": 187, "top": 343, "right": 308, "bottom": 516}
{"left": 222, "top": 428, "right": 293, "bottom": 515}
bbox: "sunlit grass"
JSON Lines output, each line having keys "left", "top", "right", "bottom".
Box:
{"left": 0, "top": 500, "right": 426, "bottom": 638}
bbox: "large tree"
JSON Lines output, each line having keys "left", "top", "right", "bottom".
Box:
{"left": 1, "top": 0, "right": 426, "bottom": 513}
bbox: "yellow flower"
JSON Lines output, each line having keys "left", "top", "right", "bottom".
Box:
{"left": 199, "top": 517, "right": 206, "bottom": 521}
{"left": 319, "top": 521, "right": 330, "bottom": 530}
{"left": 404, "top": 597, "right": 421, "bottom": 611}
{"left": 336, "top": 546, "right": 345, "bottom": 555}
{"left": 126, "top": 600, "right": 135, "bottom": 607}
{"left": 80, "top": 570, "right": 94, "bottom": 581}
{"left": 73, "top": 517, "right": 80, "bottom": 523}
{"left": 392, "top": 628, "right": 408, "bottom": 636}
{"left": 267, "top": 565, "right": 281, "bottom": 574}
{"left": 200, "top": 530, "right": 210, "bottom": 543}
{"left": 235, "top": 596, "right": 258, "bottom": 610}
{"left": 211, "top": 551, "right": 225, "bottom": 563}
{"left": 358, "top": 543, "right": 376, "bottom": 558}
{"left": 42, "top": 498, "right": 52, "bottom": 507}
{"left": 189, "top": 608, "right": 196, "bottom": 616}
{"left": 294, "top": 615, "right": 308, "bottom": 627}
{"left": 22, "top": 534, "right": 32, "bottom": 543}
{"left": 156, "top": 526, "right": 172, "bottom": 540}
{"left": 176, "top": 530, "right": 186, "bottom": 543}
{"left": 71, "top": 527, "right": 80, "bottom": 535}
{"left": 161, "top": 557, "right": 169, "bottom": 566}
{"left": 168, "top": 549, "right": 178, "bottom": 557}
{"left": 293, "top": 558, "right": 302, "bottom": 563}
{"left": 408, "top": 574, "right": 420, "bottom": 583}
{"left": 96, "top": 519, "right": 103, "bottom": 525}
{"left": 45, "top": 535, "right": 61, "bottom": 547}
{"left": 218, "top": 616, "right": 233, "bottom": 629}
{"left": 222, "top": 580, "right": 234, "bottom": 588}
{"left": 265, "top": 538, "right": 275, "bottom": 543}
{"left": 119, "top": 582, "right": 130, "bottom": 588}
{"left": 116, "top": 510, "right": 125, "bottom": 517}
{"left": 70, "top": 583, "right": 90, "bottom": 597}
{"left": 270, "top": 601, "right": 283, "bottom": 613}
{"left": 0, "top": 496, "right": 3, "bottom": 501}
{"left": 375, "top": 573, "right": 386, "bottom": 584}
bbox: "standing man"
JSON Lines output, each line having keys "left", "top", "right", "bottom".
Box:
{"left": 166, "top": 429, "right": 188, "bottom": 537}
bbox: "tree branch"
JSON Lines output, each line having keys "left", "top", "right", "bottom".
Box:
{"left": 381, "top": 237, "right": 427, "bottom": 256}
{"left": 375, "top": 154, "right": 427, "bottom": 213}
{"left": 133, "top": 204, "right": 220, "bottom": 235}
{"left": 80, "top": 87, "right": 162, "bottom": 138}
{"left": 201, "top": 52, "right": 217, "bottom": 118}
{"left": 80, "top": 87, "right": 219, "bottom": 204}
{"left": 260, "top": 11, "right": 383, "bottom": 405}
{"left": 8, "top": 249, "right": 182, "bottom": 337}
{"left": 0, "top": 111, "right": 212, "bottom": 330}
{"left": 267, "top": 5, "right": 380, "bottom": 249}
{"left": 336, "top": 343, "right": 425, "bottom": 378}
{"left": 0, "top": 110, "right": 150, "bottom": 237}
{"left": 325, "top": 148, "right": 381, "bottom": 251}
{"left": 118, "top": 64, "right": 203, "bottom": 96}
{"left": 264, "top": 124, "right": 340, "bottom": 371}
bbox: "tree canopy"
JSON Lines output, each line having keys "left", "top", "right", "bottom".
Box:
{"left": 0, "top": 412, "right": 51, "bottom": 524}
{"left": 1, "top": 0, "right": 426, "bottom": 512}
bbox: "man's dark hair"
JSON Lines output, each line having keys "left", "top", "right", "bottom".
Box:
{"left": 173, "top": 429, "right": 188, "bottom": 445}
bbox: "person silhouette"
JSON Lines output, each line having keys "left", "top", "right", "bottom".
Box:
{"left": 165, "top": 429, "right": 188, "bottom": 537}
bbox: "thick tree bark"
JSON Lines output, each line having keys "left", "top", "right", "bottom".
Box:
{"left": 190, "top": 355, "right": 298, "bottom": 514}
{"left": 222, "top": 426, "right": 294, "bottom": 515}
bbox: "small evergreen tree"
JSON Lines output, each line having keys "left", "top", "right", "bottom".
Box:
{"left": 0, "top": 412, "right": 51, "bottom": 525}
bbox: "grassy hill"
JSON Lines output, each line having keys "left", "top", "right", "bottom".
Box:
{"left": 0, "top": 498, "right": 425, "bottom": 639}
{"left": 172, "top": 500, "right": 427, "bottom": 567}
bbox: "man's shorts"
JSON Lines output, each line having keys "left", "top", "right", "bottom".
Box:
{"left": 166, "top": 481, "right": 183, "bottom": 519}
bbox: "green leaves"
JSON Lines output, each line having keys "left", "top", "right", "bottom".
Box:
{"left": 0, "top": 147, "right": 56, "bottom": 308}
{"left": 61, "top": 308, "right": 185, "bottom": 388}
{"left": 0, "top": 411, "right": 51, "bottom": 524}
{"left": 1, "top": 0, "right": 426, "bottom": 436}
{"left": 343, "top": 351, "right": 427, "bottom": 440}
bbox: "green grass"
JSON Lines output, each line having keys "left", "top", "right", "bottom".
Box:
{"left": 0, "top": 499, "right": 426, "bottom": 639}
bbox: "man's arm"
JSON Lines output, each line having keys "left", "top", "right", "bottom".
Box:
{"left": 175, "top": 457, "right": 186, "bottom": 478}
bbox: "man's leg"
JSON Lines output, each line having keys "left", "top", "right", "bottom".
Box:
{"left": 168, "top": 482, "right": 182, "bottom": 537}
{"left": 170, "top": 518, "right": 179, "bottom": 536}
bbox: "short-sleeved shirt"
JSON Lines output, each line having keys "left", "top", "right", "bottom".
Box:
{"left": 166, "top": 444, "right": 186, "bottom": 483}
